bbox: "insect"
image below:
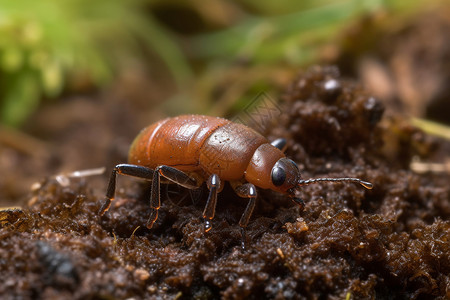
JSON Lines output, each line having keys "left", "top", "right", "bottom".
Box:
{"left": 99, "top": 115, "right": 372, "bottom": 240}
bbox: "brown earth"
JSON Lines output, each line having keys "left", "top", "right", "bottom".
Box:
{"left": 0, "top": 65, "right": 449, "bottom": 299}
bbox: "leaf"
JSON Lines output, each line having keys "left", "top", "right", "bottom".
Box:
{"left": 0, "top": 71, "right": 40, "bottom": 126}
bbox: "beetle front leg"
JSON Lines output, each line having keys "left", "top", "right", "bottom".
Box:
{"left": 147, "top": 165, "right": 200, "bottom": 229}
{"left": 233, "top": 183, "right": 257, "bottom": 249}
{"left": 291, "top": 196, "right": 305, "bottom": 212}
{"left": 202, "top": 174, "right": 220, "bottom": 232}
{"left": 99, "top": 164, "right": 155, "bottom": 216}
{"left": 271, "top": 138, "right": 287, "bottom": 152}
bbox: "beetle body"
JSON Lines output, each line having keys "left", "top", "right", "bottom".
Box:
{"left": 128, "top": 115, "right": 286, "bottom": 191}
{"left": 99, "top": 115, "right": 372, "bottom": 245}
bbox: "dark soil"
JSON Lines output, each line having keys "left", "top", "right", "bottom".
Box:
{"left": 1, "top": 65, "right": 449, "bottom": 299}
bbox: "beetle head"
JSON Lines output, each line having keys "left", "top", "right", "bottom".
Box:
{"left": 270, "top": 158, "right": 374, "bottom": 194}
{"left": 245, "top": 143, "right": 373, "bottom": 194}
{"left": 270, "top": 158, "right": 301, "bottom": 194}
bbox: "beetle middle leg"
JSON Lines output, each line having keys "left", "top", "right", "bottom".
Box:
{"left": 232, "top": 183, "right": 257, "bottom": 249}
{"left": 202, "top": 174, "right": 220, "bottom": 232}
{"left": 147, "top": 165, "right": 200, "bottom": 229}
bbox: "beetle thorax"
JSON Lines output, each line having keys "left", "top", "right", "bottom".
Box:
{"left": 244, "top": 143, "right": 285, "bottom": 190}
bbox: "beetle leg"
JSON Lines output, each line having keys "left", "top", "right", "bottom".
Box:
{"left": 99, "top": 164, "right": 154, "bottom": 216}
{"left": 271, "top": 138, "right": 287, "bottom": 152}
{"left": 233, "top": 183, "right": 257, "bottom": 249}
{"left": 147, "top": 165, "right": 200, "bottom": 229}
{"left": 154, "top": 165, "right": 200, "bottom": 189}
{"left": 291, "top": 196, "right": 305, "bottom": 212}
{"left": 202, "top": 174, "right": 220, "bottom": 232}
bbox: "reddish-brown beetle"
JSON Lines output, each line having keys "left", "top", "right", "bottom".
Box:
{"left": 99, "top": 115, "right": 372, "bottom": 238}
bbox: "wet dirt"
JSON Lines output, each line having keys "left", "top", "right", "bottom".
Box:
{"left": 1, "top": 65, "right": 449, "bottom": 299}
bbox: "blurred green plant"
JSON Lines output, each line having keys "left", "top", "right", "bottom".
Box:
{"left": 0, "top": 0, "right": 191, "bottom": 126}
{"left": 0, "top": 0, "right": 438, "bottom": 125}
{"left": 170, "top": 0, "right": 432, "bottom": 116}
{"left": 192, "top": 0, "right": 427, "bottom": 64}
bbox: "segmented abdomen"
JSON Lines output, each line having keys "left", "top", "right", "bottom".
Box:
{"left": 128, "top": 115, "right": 230, "bottom": 173}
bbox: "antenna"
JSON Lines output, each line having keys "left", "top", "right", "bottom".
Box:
{"left": 298, "top": 177, "right": 373, "bottom": 189}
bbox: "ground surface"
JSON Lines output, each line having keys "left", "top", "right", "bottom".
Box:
{"left": 0, "top": 65, "right": 449, "bottom": 299}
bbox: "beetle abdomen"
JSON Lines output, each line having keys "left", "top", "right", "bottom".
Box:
{"left": 128, "top": 115, "right": 230, "bottom": 172}
{"left": 199, "top": 122, "right": 267, "bottom": 180}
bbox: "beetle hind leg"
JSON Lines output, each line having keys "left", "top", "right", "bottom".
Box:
{"left": 99, "top": 164, "right": 155, "bottom": 216}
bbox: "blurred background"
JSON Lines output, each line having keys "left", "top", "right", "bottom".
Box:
{"left": 0, "top": 0, "right": 449, "bottom": 206}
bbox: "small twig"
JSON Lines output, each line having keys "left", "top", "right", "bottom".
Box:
{"left": 410, "top": 157, "right": 450, "bottom": 174}
{"left": 411, "top": 118, "right": 450, "bottom": 140}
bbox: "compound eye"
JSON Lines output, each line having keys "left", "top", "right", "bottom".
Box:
{"left": 271, "top": 166, "right": 286, "bottom": 187}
